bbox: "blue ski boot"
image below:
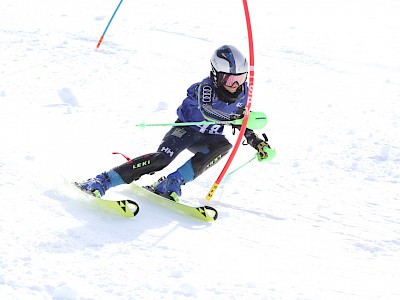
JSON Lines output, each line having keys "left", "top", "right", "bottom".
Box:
{"left": 153, "top": 171, "right": 185, "bottom": 202}
{"left": 76, "top": 172, "right": 112, "bottom": 198}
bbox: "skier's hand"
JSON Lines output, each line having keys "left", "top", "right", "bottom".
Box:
{"left": 229, "top": 113, "right": 244, "bottom": 121}
{"left": 255, "top": 140, "right": 274, "bottom": 161}
{"left": 246, "top": 132, "right": 276, "bottom": 162}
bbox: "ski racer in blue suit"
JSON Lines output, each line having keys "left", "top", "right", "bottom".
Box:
{"left": 77, "top": 45, "right": 273, "bottom": 201}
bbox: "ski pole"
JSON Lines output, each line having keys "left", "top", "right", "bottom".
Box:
{"left": 96, "top": 0, "right": 124, "bottom": 49}
{"left": 136, "top": 120, "right": 235, "bottom": 128}
{"left": 227, "top": 156, "right": 256, "bottom": 176}
{"left": 136, "top": 112, "right": 267, "bottom": 130}
{"left": 227, "top": 141, "right": 277, "bottom": 176}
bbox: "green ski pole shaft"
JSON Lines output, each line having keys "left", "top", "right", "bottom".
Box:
{"left": 136, "top": 111, "right": 267, "bottom": 130}
{"left": 136, "top": 120, "right": 233, "bottom": 128}
{"left": 227, "top": 156, "right": 256, "bottom": 176}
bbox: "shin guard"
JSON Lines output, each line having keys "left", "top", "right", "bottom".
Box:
{"left": 113, "top": 152, "right": 168, "bottom": 184}
{"left": 191, "top": 141, "right": 232, "bottom": 179}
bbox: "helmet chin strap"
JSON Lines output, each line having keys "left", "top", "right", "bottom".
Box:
{"left": 210, "top": 70, "right": 218, "bottom": 88}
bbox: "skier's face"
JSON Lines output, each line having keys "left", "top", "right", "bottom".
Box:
{"left": 224, "top": 81, "right": 240, "bottom": 93}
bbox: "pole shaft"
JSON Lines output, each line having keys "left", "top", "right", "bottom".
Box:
{"left": 96, "top": 0, "right": 124, "bottom": 49}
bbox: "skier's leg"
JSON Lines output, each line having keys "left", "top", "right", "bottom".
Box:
{"left": 113, "top": 126, "right": 197, "bottom": 184}
{"left": 185, "top": 135, "right": 232, "bottom": 181}
{"left": 79, "top": 125, "right": 198, "bottom": 196}
{"left": 76, "top": 151, "right": 169, "bottom": 197}
{"left": 112, "top": 152, "right": 169, "bottom": 183}
{"left": 154, "top": 135, "right": 232, "bottom": 200}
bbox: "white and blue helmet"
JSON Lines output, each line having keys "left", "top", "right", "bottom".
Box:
{"left": 210, "top": 45, "right": 249, "bottom": 88}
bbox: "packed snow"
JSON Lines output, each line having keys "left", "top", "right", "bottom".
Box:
{"left": 1, "top": 0, "right": 400, "bottom": 299}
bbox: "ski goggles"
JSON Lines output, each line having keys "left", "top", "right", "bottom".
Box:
{"left": 217, "top": 72, "right": 247, "bottom": 87}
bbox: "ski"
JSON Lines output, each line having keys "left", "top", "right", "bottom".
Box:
{"left": 129, "top": 182, "right": 218, "bottom": 222}
{"left": 91, "top": 197, "right": 139, "bottom": 218}
{"left": 72, "top": 182, "right": 139, "bottom": 218}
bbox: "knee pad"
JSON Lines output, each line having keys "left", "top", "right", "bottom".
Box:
{"left": 191, "top": 141, "right": 232, "bottom": 179}
{"left": 113, "top": 152, "right": 168, "bottom": 183}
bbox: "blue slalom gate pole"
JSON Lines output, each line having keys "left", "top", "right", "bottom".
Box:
{"left": 96, "top": 0, "right": 124, "bottom": 49}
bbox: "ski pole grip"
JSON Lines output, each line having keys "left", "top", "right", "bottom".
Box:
{"left": 257, "top": 146, "right": 276, "bottom": 162}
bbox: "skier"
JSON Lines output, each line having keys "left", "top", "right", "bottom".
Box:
{"left": 77, "top": 45, "right": 273, "bottom": 201}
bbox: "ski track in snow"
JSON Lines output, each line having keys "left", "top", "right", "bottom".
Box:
{"left": 1, "top": 0, "right": 400, "bottom": 299}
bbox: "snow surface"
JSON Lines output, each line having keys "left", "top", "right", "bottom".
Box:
{"left": 1, "top": 0, "right": 400, "bottom": 299}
